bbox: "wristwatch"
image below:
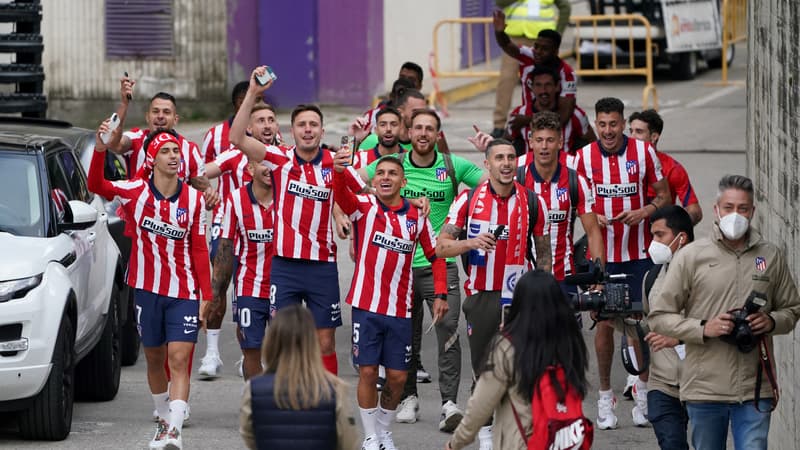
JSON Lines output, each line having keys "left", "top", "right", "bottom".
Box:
{"left": 434, "top": 294, "right": 447, "bottom": 300}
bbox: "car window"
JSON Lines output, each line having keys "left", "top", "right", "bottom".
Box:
{"left": 57, "top": 150, "right": 91, "bottom": 202}
{"left": 46, "top": 153, "right": 74, "bottom": 200}
{"left": 0, "top": 153, "right": 44, "bottom": 237}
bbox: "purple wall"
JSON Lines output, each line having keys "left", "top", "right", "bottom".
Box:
{"left": 460, "top": 0, "right": 501, "bottom": 68}
{"left": 226, "top": 0, "right": 383, "bottom": 107}
{"left": 226, "top": 0, "right": 260, "bottom": 89}
{"left": 257, "top": 0, "right": 319, "bottom": 107}
{"left": 317, "top": 0, "right": 383, "bottom": 106}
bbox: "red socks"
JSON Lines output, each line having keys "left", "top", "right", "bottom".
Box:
{"left": 322, "top": 352, "right": 338, "bottom": 375}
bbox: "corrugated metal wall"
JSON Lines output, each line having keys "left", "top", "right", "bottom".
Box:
{"left": 41, "top": 0, "right": 228, "bottom": 100}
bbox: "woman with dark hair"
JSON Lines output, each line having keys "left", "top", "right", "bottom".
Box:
{"left": 239, "top": 305, "right": 358, "bottom": 450}
{"left": 445, "top": 270, "right": 589, "bottom": 450}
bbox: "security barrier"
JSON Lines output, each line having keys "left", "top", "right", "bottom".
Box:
{"left": 429, "top": 14, "right": 657, "bottom": 110}
{"left": 719, "top": 0, "right": 747, "bottom": 84}
{"left": 571, "top": 14, "right": 657, "bottom": 109}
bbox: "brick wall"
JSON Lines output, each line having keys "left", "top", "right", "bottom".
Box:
{"left": 747, "top": 1, "right": 800, "bottom": 448}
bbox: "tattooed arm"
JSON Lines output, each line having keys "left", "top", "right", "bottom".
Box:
{"left": 208, "top": 238, "right": 234, "bottom": 328}
{"left": 533, "top": 234, "right": 552, "bottom": 273}
{"left": 436, "top": 223, "right": 497, "bottom": 258}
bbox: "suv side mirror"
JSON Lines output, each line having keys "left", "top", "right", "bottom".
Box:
{"left": 59, "top": 200, "right": 97, "bottom": 231}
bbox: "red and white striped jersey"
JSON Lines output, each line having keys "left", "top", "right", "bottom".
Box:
{"left": 359, "top": 103, "right": 387, "bottom": 133}
{"left": 261, "top": 144, "right": 366, "bottom": 262}
{"left": 87, "top": 150, "right": 212, "bottom": 300}
{"left": 519, "top": 163, "right": 594, "bottom": 280}
{"left": 573, "top": 137, "right": 664, "bottom": 263}
{"left": 210, "top": 149, "right": 252, "bottom": 221}
{"left": 515, "top": 47, "right": 577, "bottom": 113}
{"left": 334, "top": 173, "right": 445, "bottom": 318}
{"left": 221, "top": 183, "right": 274, "bottom": 298}
{"left": 445, "top": 182, "right": 550, "bottom": 297}
{"left": 124, "top": 128, "right": 205, "bottom": 183}
{"left": 201, "top": 119, "right": 234, "bottom": 164}
{"left": 510, "top": 103, "right": 591, "bottom": 154}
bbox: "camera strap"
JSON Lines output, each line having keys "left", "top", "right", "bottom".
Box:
{"left": 754, "top": 336, "right": 779, "bottom": 412}
{"left": 620, "top": 321, "right": 650, "bottom": 375}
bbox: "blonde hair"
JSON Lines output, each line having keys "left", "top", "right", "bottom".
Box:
{"left": 261, "top": 305, "right": 342, "bottom": 409}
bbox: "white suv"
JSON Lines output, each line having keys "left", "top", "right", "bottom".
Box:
{"left": 0, "top": 130, "right": 123, "bottom": 440}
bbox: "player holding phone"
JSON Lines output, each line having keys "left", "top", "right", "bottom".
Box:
{"left": 436, "top": 138, "right": 550, "bottom": 448}
{"left": 88, "top": 123, "right": 212, "bottom": 450}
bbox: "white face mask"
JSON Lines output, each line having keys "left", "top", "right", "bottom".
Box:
{"left": 648, "top": 235, "right": 680, "bottom": 265}
{"left": 717, "top": 210, "right": 750, "bottom": 240}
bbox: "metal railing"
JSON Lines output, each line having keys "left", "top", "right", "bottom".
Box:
{"left": 571, "top": 14, "right": 657, "bottom": 109}
{"left": 429, "top": 14, "right": 658, "bottom": 110}
{"left": 719, "top": 0, "right": 747, "bottom": 84}
{"left": 431, "top": 17, "right": 497, "bottom": 79}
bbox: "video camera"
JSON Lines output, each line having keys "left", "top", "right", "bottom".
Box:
{"left": 564, "top": 265, "right": 642, "bottom": 317}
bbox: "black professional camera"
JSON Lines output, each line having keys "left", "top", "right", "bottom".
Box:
{"left": 719, "top": 291, "right": 768, "bottom": 353}
{"left": 564, "top": 265, "right": 642, "bottom": 317}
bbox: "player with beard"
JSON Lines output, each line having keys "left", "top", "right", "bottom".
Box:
{"left": 198, "top": 101, "right": 283, "bottom": 380}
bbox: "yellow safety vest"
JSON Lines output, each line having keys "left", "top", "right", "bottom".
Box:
{"left": 503, "top": 0, "right": 557, "bottom": 39}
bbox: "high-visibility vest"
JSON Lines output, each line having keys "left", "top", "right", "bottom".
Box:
{"left": 503, "top": 0, "right": 557, "bottom": 39}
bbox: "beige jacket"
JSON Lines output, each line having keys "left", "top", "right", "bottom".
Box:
{"left": 239, "top": 378, "right": 359, "bottom": 450}
{"left": 449, "top": 337, "right": 531, "bottom": 450}
{"left": 649, "top": 225, "right": 800, "bottom": 402}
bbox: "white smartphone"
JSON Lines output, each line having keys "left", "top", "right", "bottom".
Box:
{"left": 101, "top": 113, "right": 120, "bottom": 144}
{"left": 255, "top": 66, "right": 278, "bottom": 86}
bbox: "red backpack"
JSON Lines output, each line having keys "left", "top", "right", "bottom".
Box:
{"left": 511, "top": 365, "right": 594, "bottom": 450}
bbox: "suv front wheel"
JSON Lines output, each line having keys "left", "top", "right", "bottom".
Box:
{"left": 18, "top": 314, "right": 75, "bottom": 441}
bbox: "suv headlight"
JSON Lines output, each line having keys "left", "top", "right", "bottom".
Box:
{"left": 0, "top": 274, "right": 43, "bottom": 302}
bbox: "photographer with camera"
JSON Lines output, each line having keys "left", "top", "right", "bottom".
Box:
{"left": 649, "top": 175, "right": 800, "bottom": 450}
{"left": 606, "top": 205, "right": 694, "bottom": 447}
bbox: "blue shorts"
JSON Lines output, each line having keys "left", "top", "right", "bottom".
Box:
{"left": 606, "top": 259, "right": 654, "bottom": 306}
{"left": 236, "top": 296, "right": 270, "bottom": 349}
{"left": 209, "top": 217, "right": 223, "bottom": 262}
{"left": 134, "top": 289, "right": 200, "bottom": 347}
{"left": 270, "top": 256, "right": 341, "bottom": 328}
{"left": 351, "top": 307, "right": 412, "bottom": 371}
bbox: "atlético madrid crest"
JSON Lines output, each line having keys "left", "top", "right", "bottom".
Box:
{"left": 755, "top": 256, "right": 767, "bottom": 272}
{"left": 176, "top": 207, "right": 188, "bottom": 226}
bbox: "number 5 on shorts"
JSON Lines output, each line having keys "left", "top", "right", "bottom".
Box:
{"left": 352, "top": 322, "right": 360, "bottom": 344}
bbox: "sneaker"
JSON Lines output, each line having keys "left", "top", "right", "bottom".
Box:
{"left": 198, "top": 353, "right": 223, "bottom": 379}
{"left": 361, "top": 434, "right": 380, "bottom": 450}
{"left": 478, "top": 425, "right": 493, "bottom": 450}
{"left": 597, "top": 392, "right": 619, "bottom": 430}
{"left": 439, "top": 400, "right": 464, "bottom": 433}
{"left": 623, "top": 375, "right": 637, "bottom": 400}
{"left": 235, "top": 356, "right": 244, "bottom": 378}
{"left": 163, "top": 427, "right": 182, "bottom": 450}
{"left": 396, "top": 395, "right": 420, "bottom": 423}
{"left": 631, "top": 382, "right": 649, "bottom": 427}
{"left": 417, "top": 365, "right": 432, "bottom": 384}
{"left": 378, "top": 430, "right": 398, "bottom": 450}
{"left": 148, "top": 419, "right": 169, "bottom": 449}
